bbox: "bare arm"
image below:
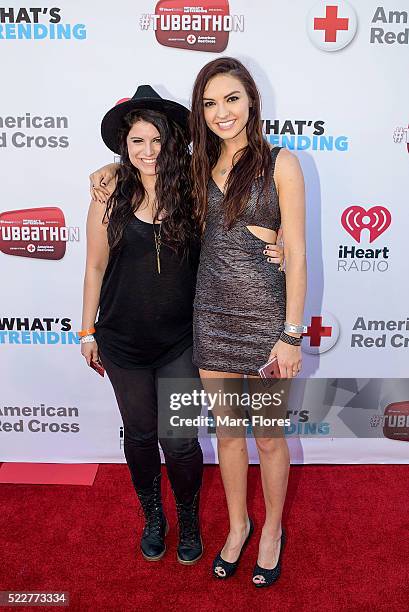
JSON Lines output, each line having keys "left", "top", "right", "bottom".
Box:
{"left": 269, "top": 148, "right": 306, "bottom": 378}
{"left": 80, "top": 200, "right": 110, "bottom": 364}
{"left": 276, "top": 148, "right": 306, "bottom": 327}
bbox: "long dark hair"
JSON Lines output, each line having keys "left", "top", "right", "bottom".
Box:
{"left": 190, "top": 57, "right": 273, "bottom": 229}
{"left": 103, "top": 108, "right": 196, "bottom": 255}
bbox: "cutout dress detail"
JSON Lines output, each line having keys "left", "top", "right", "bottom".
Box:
{"left": 192, "top": 146, "right": 286, "bottom": 375}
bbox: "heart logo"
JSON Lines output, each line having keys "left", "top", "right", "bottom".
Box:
{"left": 341, "top": 206, "right": 391, "bottom": 243}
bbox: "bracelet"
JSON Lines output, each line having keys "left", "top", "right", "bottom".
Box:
{"left": 280, "top": 331, "right": 302, "bottom": 346}
{"left": 80, "top": 334, "right": 95, "bottom": 344}
{"left": 284, "top": 322, "right": 307, "bottom": 334}
{"left": 78, "top": 327, "right": 96, "bottom": 338}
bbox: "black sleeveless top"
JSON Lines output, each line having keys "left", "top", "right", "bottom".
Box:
{"left": 95, "top": 216, "right": 200, "bottom": 369}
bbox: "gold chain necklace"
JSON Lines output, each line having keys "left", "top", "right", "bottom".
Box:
{"left": 153, "top": 222, "right": 162, "bottom": 274}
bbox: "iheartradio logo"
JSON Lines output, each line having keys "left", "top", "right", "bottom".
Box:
{"left": 341, "top": 206, "right": 391, "bottom": 243}
{"left": 0, "top": 207, "right": 79, "bottom": 260}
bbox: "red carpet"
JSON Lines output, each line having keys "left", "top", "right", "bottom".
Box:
{"left": 1, "top": 464, "right": 408, "bottom": 612}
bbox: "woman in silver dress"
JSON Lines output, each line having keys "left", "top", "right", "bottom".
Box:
{"left": 190, "top": 57, "right": 306, "bottom": 587}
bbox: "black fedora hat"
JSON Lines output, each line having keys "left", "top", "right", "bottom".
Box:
{"left": 101, "top": 85, "right": 190, "bottom": 154}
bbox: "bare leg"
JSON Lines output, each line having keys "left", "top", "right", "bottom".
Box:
{"left": 199, "top": 369, "right": 251, "bottom": 562}
{"left": 248, "top": 376, "right": 290, "bottom": 569}
{"left": 255, "top": 437, "right": 289, "bottom": 567}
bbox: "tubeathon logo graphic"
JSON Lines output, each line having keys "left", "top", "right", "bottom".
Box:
{"left": 0, "top": 207, "right": 79, "bottom": 260}
{"left": 393, "top": 122, "right": 409, "bottom": 154}
{"left": 139, "top": 0, "right": 244, "bottom": 52}
{"left": 338, "top": 205, "right": 392, "bottom": 273}
{"left": 370, "top": 401, "right": 409, "bottom": 441}
{"left": 0, "top": 7, "right": 86, "bottom": 40}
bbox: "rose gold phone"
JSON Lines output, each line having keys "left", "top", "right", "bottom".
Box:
{"left": 258, "top": 356, "right": 281, "bottom": 380}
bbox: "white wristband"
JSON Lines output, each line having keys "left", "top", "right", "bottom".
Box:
{"left": 284, "top": 322, "right": 307, "bottom": 334}
{"left": 80, "top": 334, "right": 95, "bottom": 344}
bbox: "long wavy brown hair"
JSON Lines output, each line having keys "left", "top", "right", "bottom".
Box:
{"left": 190, "top": 57, "right": 273, "bottom": 229}
{"left": 103, "top": 108, "right": 196, "bottom": 256}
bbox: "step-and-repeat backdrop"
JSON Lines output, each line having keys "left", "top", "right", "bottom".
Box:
{"left": 1, "top": 1, "right": 408, "bottom": 463}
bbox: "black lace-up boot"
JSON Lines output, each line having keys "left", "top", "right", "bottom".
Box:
{"left": 174, "top": 489, "right": 203, "bottom": 564}
{"left": 136, "top": 474, "right": 168, "bottom": 561}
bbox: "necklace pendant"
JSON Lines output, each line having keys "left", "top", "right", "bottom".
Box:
{"left": 153, "top": 223, "right": 161, "bottom": 274}
{"left": 220, "top": 168, "right": 228, "bottom": 176}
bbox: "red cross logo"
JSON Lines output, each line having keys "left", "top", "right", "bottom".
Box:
{"left": 314, "top": 5, "right": 349, "bottom": 42}
{"left": 187, "top": 34, "right": 196, "bottom": 45}
{"left": 301, "top": 312, "right": 339, "bottom": 354}
{"left": 303, "top": 316, "right": 332, "bottom": 347}
{"left": 307, "top": 1, "right": 357, "bottom": 52}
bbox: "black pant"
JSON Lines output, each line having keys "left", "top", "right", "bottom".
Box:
{"left": 99, "top": 345, "right": 203, "bottom": 504}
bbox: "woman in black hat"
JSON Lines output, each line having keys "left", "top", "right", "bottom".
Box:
{"left": 80, "top": 86, "right": 205, "bottom": 564}
{"left": 84, "top": 86, "right": 284, "bottom": 566}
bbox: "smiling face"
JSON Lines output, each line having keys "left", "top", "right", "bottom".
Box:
{"left": 202, "top": 73, "right": 252, "bottom": 142}
{"left": 126, "top": 119, "right": 161, "bottom": 176}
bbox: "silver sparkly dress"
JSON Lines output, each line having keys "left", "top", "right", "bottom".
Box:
{"left": 193, "top": 147, "right": 286, "bottom": 375}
